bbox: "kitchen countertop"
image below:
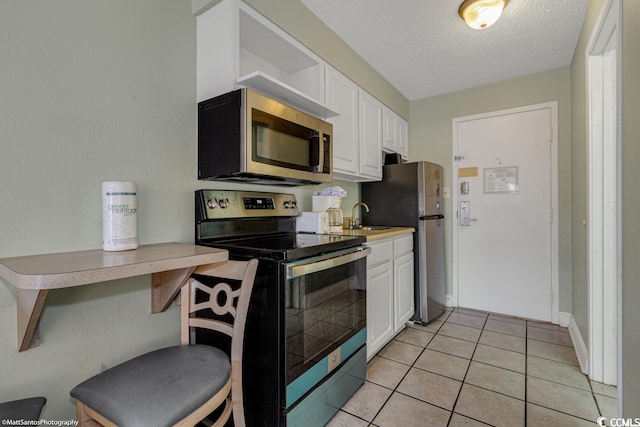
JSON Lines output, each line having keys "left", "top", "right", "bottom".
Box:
{"left": 340, "top": 226, "right": 415, "bottom": 242}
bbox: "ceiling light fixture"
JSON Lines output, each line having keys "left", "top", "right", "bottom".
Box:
{"left": 458, "top": 0, "right": 508, "bottom": 30}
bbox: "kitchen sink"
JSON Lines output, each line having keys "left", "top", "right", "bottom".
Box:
{"left": 360, "top": 226, "right": 393, "bottom": 231}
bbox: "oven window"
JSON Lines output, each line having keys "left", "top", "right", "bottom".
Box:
{"left": 252, "top": 109, "right": 321, "bottom": 172}
{"left": 284, "top": 258, "right": 366, "bottom": 385}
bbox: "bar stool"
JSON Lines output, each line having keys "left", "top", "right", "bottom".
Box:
{"left": 0, "top": 397, "right": 46, "bottom": 421}
{"left": 70, "top": 259, "right": 258, "bottom": 427}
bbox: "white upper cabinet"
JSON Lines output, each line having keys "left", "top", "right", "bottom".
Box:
{"left": 358, "top": 90, "right": 383, "bottom": 180}
{"left": 325, "top": 66, "right": 359, "bottom": 175}
{"left": 383, "top": 106, "right": 409, "bottom": 159}
{"left": 196, "top": 0, "right": 335, "bottom": 117}
{"left": 326, "top": 66, "right": 383, "bottom": 182}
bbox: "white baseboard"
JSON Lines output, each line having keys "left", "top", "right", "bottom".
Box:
{"left": 562, "top": 311, "right": 589, "bottom": 375}
{"left": 557, "top": 311, "right": 571, "bottom": 327}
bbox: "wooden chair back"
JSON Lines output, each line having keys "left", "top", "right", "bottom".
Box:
{"left": 181, "top": 258, "right": 258, "bottom": 427}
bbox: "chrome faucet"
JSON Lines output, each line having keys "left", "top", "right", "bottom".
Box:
{"left": 350, "top": 202, "right": 370, "bottom": 229}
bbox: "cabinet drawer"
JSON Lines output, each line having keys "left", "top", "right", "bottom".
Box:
{"left": 393, "top": 234, "right": 413, "bottom": 257}
{"left": 366, "top": 240, "right": 393, "bottom": 267}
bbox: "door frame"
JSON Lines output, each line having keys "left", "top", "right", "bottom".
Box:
{"left": 586, "top": 0, "right": 620, "bottom": 386}
{"left": 451, "top": 102, "right": 559, "bottom": 323}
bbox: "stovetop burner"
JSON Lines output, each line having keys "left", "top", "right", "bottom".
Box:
{"left": 195, "top": 189, "right": 364, "bottom": 261}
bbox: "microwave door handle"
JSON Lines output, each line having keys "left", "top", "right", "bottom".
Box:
{"left": 318, "top": 134, "right": 325, "bottom": 173}
{"left": 311, "top": 133, "right": 324, "bottom": 172}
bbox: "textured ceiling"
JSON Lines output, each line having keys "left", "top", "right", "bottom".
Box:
{"left": 301, "top": 0, "right": 589, "bottom": 100}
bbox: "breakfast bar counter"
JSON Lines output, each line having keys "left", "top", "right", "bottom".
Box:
{"left": 0, "top": 243, "right": 229, "bottom": 351}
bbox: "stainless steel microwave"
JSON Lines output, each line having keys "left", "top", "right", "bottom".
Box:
{"left": 198, "top": 88, "right": 333, "bottom": 186}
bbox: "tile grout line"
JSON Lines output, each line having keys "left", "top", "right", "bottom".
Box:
{"left": 347, "top": 307, "right": 609, "bottom": 426}
{"left": 343, "top": 310, "right": 447, "bottom": 425}
{"left": 421, "top": 310, "right": 519, "bottom": 420}
{"left": 362, "top": 317, "right": 444, "bottom": 426}
{"left": 377, "top": 311, "right": 453, "bottom": 425}
{"left": 439, "top": 310, "right": 592, "bottom": 426}
{"left": 525, "top": 318, "right": 609, "bottom": 424}
{"left": 444, "top": 308, "right": 489, "bottom": 427}
{"left": 588, "top": 376, "right": 604, "bottom": 418}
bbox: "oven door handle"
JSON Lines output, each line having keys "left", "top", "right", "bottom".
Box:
{"left": 285, "top": 246, "right": 371, "bottom": 279}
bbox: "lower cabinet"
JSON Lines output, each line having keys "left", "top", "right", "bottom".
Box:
{"left": 367, "top": 260, "right": 394, "bottom": 359}
{"left": 394, "top": 251, "right": 415, "bottom": 330}
{"left": 366, "top": 233, "right": 414, "bottom": 359}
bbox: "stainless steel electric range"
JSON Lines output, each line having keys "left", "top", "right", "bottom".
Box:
{"left": 195, "top": 189, "right": 369, "bottom": 427}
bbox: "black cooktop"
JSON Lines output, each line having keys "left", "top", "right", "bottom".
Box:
{"left": 195, "top": 189, "right": 365, "bottom": 261}
{"left": 199, "top": 232, "right": 365, "bottom": 261}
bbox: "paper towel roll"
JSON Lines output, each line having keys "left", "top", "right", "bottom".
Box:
{"left": 102, "top": 181, "right": 138, "bottom": 251}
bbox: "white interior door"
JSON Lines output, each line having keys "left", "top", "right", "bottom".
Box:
{"left": 453, "top": 104, "right": 557, "bottom": 322}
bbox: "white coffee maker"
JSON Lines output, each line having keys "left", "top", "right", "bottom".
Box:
{"left": 312, "top": 196, "right": 344, "bottom": 233}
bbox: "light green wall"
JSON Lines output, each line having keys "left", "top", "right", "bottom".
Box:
{"left": 0, "top": 0, "right": 196, "bottom": 418}
{"left": 620, "top": 0, "right": 640, "bottom": 416}
{"left": 0, "top": 0, "right": 361, "bottom": 419}
{"left": 409, "top": 68, "right": 572, "bottom": 311}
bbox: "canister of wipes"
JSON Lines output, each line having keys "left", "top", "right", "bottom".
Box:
{"left": 102, "top": 181, "right": 138, "bottom": 251}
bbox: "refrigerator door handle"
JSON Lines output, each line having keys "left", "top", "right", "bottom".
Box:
{"left": 420, "top": 214, "right": 445, "bottom": 220}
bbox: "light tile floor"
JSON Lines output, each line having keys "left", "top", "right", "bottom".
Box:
{"left": 328, "top": 307, "right": 618, "bottom": 427}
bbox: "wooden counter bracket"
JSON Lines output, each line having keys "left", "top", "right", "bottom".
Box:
{"left": 0, "top": 243, "right": 228, "bottom": 352}
{"left": 17, "top": 289, "right": 48, "bottom": 351}
{"left": 151, "top": 267, "right": 197, "bottom": 313}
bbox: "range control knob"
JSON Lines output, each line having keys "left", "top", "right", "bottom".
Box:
{"left": 283, "top": 201, "right": 292, "bottom": 209}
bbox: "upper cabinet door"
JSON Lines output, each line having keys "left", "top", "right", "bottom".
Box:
{"left": 397, "top": 119, "right": 409, "bottom": 159}
{"left": 359, "top": 90, "right": 383, "bottom": 180}
{"left": 325, "top": 66, "right": 359, "bottom": 176}
{"left": 383, "top": 106, "right": 409, "bottom": 159}
{"left": 383, "top": 107, "right": 398, "bottom": 152}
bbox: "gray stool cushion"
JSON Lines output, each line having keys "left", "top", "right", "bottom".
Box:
{"left": 70, "top": 345, "right": 230, "bottom": 427}
{"left": 0, "top": 397, "right": 46, "bottom": 421}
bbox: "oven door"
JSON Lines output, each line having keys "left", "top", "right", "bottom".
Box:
{"left": 283, "top": 246, "right": 370, "bottom": 408}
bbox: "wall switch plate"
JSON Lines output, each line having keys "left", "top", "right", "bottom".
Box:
{"left": 443, "top": 187, "right": 451, "bottom": 199}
